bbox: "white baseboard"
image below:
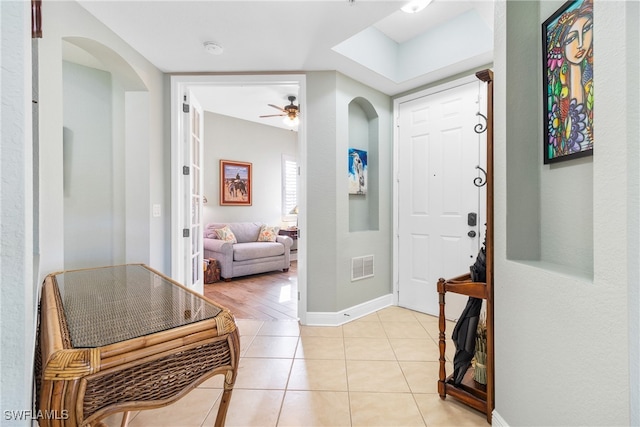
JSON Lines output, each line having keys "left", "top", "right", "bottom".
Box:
{"left": 492, "top": 410, "right": 509, "bottom": 427}
{"left": 304, "top": 293, "right": 394, "bottom": 326}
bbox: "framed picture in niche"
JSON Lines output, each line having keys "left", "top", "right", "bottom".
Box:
{"left": 348, "top": 148, "right": 368, "bottom": 195}
{"left": 542, "top": 0, "right": 594, "bottom": 164}
{"left": 220, "top": 160, "right": 252, "bottom": 206}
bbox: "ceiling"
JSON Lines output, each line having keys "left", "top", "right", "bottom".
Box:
{"left": 75, "top": 0, "right": 494, "bottom": 130}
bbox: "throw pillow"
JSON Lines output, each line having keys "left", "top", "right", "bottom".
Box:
{"left": 257, "top": 225, "right": 280, "bottom": 242}
{"left": 214, "top": 225, "right": 237, "bottom": 243}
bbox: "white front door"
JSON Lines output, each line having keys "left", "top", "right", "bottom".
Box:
{"left": 397, "top": 80, "right": 484, "bottom": 319}
{"left": 182, "top": 91, "right": 205, "bottom": 293}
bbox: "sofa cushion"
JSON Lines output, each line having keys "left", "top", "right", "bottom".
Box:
{"left": 230, "top": 223, "right": 263, "bottom": 243}
{"left": 257, "top": 225, "right": 280, "bottom": 242}
{"left": 215, "top": 225, "right": 237, "bottom": 243}
{"left": 206, "top": 222, "right": 262, "bottom": 243}
{"left": 204, "top": 226, "right": 219, "bottom": 239}
{"left": 233, "top": 242, "right": 284, "bottom": 261}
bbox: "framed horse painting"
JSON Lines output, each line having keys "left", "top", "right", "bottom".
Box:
{"left": 220, "top": 160, "right": 252, "bottom": 206}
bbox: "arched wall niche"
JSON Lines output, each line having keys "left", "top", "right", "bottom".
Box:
{"left": 63, "top": 37, "right": 148, "bottom": 91}
{"left": 61, "top": 37, "right": 151, "bottom": 270}
{"left": 348, "top": 96, "right": 379, "bottom": 232}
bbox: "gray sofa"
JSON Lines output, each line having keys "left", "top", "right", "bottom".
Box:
{"left": 203, "top": 222, "right": 293, "bottom": 280}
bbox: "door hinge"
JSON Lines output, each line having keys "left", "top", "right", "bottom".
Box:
{"left": 298, "top": 291, "right": 300, "bottom": 301}
{"left": 183, "top": 228, "right": 190, "bottom": 238}
{"left": 183, "top": 103, "right": 190, "bottom": 113}
{"left": 183, "top": 166, "right": 190, "bottom": 175}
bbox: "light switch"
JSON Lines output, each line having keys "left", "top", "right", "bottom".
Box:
{"left": 152, "top": 204, "right": 161, "bottom": 217}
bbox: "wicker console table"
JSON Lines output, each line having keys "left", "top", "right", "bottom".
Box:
{"left": 35, "top": 264, "right": 240, "bottom": 427}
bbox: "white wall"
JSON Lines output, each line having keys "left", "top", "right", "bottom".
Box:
{"left": 494, "top": 1, "right": 639, "bottom": 425}
{"left": 61, "top": 61, "right": 153, "bottom": 270}
{"left": 38, "top": 1, "right": 167, "bottom": 280}
{"left": 202, "top": 112, "right": 297, "bottom": 227}
{"left": 336, "top": 73, "right": 393, "bottom": 311}
{"left": 628, "top": 4, "right": 640, "bottom": 425}
{"left": 1, "top": 3, "right": 167, "bottom": 422}
{"left": 62, "top": 61, "right": 115, "bottom": 269}
{"left": 306, "top": 71, "right": 340, "bottom": 313}
{"left": 0, "top": 2, "right": 36, "bottom": 424}
{"left": 0, "top": 1, "right": 167, "bottom": 421}
{"left": 348, "top": 99, "right": 378, "bottom": 232}
{"left": 305, "top": 71, "right": 393, "bottom": 313}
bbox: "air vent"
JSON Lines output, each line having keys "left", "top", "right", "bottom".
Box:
{"left": 351, "top": 255, "right": 374, "bottom": 281}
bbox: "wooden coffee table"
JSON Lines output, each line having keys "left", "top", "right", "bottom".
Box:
{"left": 36, "top": 264, "right": 240, "bottom": 427}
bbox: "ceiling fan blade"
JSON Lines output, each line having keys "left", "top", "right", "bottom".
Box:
{"left": 259, "top": 113, "right": 286, "bottom": 118}
{"left": 268, "top": 104, "right": 286, "bottom": 112}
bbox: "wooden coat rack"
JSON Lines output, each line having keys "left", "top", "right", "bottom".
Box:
{"left": 437, "top": 69, "right": 494, "bottom": 423}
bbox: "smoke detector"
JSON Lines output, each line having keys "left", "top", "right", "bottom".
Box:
{"left": 203, "top": 42, "right": 223, "bottom": 55}
{"left": 401, "top": 0, "right": 432, "bottom": 14}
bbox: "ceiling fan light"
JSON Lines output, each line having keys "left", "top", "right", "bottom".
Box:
{"left": 284, "top": 116, "right": 299, "bottom": 126}
{"left": 401, "top": 0, "right": 432, "bottom": 14}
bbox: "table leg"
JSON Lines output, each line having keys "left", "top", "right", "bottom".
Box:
{"left": 214, "top": 330, "right": 240, "bottom": 427}
{"left": 120, "top": 412, "right": 130, "bottom": 427}
{"left": 214, "top": 389, "right": 234, "bottom": 427}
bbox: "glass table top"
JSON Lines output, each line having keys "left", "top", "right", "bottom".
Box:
{"left": 54, "top": 264, "right": 222, "bottom": 348}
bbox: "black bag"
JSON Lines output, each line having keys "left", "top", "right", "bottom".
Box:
{"left": 451, "top": 241, "right": 487, "bottom": 384}
{"left": 469, "top": 246, "right": 486, "bottom": 283}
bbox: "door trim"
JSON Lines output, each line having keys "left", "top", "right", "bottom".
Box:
{"left": 170, "top": 74, "right": 308, "bottom": 324}
{"left": 392, "top": 74, "right": 480, "bottom": 306}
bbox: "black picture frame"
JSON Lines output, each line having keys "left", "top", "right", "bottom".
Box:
{"left": 542, "top": 0, "right": 594, "bottom": 164}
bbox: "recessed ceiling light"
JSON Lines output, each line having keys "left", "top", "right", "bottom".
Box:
{"left": 401, "top": 0, "right": 433, "bottom": 14}
{"left": 203, "top": 41, "right": 223, "bottom": 55}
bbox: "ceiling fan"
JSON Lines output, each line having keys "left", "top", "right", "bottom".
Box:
{"left": 260, "top": 95, "right": 300, "bottom": 126}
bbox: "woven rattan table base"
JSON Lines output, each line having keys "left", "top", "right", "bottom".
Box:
{"left": 83, "top": 338, "right": 232, "bottom": 420}
{"left": 37, "top": 264, "right": 240, "bottom": 427}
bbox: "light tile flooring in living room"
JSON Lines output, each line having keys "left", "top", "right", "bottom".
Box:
{"left": 103, "top": 306, "right": 486, "bottom": 426}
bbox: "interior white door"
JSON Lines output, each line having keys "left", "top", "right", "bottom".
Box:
{"left": 182, "top": 91, "right": 205, "bottom": 293}
{"left": 397, "top": 81, "right": 483, "bottom": 319}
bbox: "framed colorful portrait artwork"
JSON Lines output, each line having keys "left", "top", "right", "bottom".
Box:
{"left": 220, "top": 160, "right": 252, "bottom": 206}
{"left": 542, "top": 0, "right": 594, "bottom": 164}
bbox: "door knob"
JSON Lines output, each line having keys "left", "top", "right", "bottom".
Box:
{"left": 468, "top": 230, "right": 477, "bottom": 238}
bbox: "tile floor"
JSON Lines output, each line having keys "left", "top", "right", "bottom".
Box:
{"left": 103, "top": 306, "right": 487, "bottom": 426}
